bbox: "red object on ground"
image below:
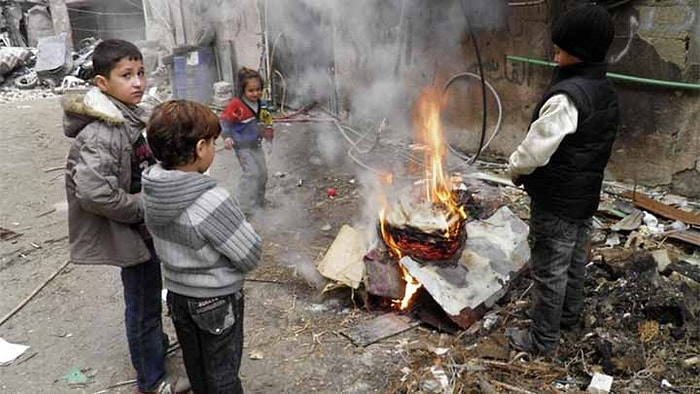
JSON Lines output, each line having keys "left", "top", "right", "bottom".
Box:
{"left": 327, "top": 188, "right": 337, "bottom": 198}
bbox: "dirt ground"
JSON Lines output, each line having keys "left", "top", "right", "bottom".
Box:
{"left": 0, "top": 96, "right": 416, "bottom": 393}
{"left": 2, "top": 96, "right": 699, "bottom": 394}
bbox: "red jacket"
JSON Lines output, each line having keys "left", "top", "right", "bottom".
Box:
{"left": 220, "top": 97, "right": 260, "bottom": 143}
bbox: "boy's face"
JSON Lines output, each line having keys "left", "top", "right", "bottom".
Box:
{"left": 554, "top": 46, "right": 581, "bottom": 67}
{"left": 243, "top": 78, "right": 262, "bottom": 102}
{"left": 95, "top": 58, "right": 146, "bottom": 106}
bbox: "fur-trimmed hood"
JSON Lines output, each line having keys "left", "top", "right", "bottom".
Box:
{"left": 62, "top": 87, "right": 148, "bottom": 139}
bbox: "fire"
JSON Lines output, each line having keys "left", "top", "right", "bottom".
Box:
{"left": 394, "top": 264, "right": 421, "bottom": 310}
{"left": 377, "top": 87, "right": 468, "bottom": 310}
{"left": 413, "top": 88, "right": 467, "bottom": 224}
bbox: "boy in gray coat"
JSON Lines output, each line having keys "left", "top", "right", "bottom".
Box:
{"left": 63, "top": 39, "right": 188, "bottom": 393}
{"left": 143, "top": 100, "right": 262, "bottom": 393}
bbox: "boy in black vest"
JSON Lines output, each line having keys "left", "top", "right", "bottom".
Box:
{"left": 506, "top": 5, "right": 618, "bottom": 356}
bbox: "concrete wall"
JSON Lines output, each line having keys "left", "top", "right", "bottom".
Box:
{"left": 143, "top": 0, "right": 262, "bottom": 86}
{"left": 438, "top": 0, "right": 699, "bottom": 196}
{"left": 604, "top": 0, "right": 699, "bottom": 196}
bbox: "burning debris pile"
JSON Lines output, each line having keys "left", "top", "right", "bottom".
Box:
{"left": 378, "top": 90, "right": 468, "bottom": 267}
{"left": 311, "top": 84, "right": 700, "bottom": 391}
{"left": 317, "top": 88, "right": 530, "bottom": 335}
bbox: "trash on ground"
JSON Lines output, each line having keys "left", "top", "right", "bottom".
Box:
{"left": 0, "top": 337, "right": 29, "bottom": 365}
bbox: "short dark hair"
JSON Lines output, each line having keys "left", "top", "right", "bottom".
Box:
{"left": 147, "top": 100, "right": 221, "bottom": 169}
{"left": 92, "top": 39, "right": 143, "bottom": 78}
{"left": 237, "top": 67, "right": 264, "bottom": 96}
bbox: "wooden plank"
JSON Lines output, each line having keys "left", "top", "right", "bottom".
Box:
{"left": 340, "top": 313, "right": 419, "bottom": 347}
{"left": 666, "top": 230, "right": 700, "bottom": 247}
{"left": 621, "top": 191, "right": 700, "bottom": 226}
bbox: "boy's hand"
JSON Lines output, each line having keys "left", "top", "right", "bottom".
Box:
{"left": 224, "top": 137, "right": 234, "bottom": 150}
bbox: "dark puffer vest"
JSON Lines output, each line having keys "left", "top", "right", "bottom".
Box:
{"left": 523, "top": 62, "right": 619, "bottom": 221}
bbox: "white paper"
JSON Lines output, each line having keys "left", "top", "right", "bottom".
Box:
{"left": 0, "top": 337, "right": 29, "bottom": 365}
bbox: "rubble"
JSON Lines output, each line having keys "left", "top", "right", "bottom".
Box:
{"left": 34, "top": 33, "right": 72, "bottom": 87}
{"left": 399, "top": 206, "right": 529, "bottom": 328}
{"left": 0, "top": 87, "right": 56, "bottom": 104}
{"left": 587, "top": 372, "right": 613, "bottom": 393}
{"left": 377, "top": 177, "right": 700, "bottom": 392}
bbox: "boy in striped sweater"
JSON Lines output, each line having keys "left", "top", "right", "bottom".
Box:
{"left": 142, "top": 100, "right": 262, "bottom": 393}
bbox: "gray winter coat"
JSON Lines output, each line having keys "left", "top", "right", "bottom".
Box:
{"left": 142, "top": 164, "right": 262, "bottom": 297}
{"left": 63, "top": 87, "right": 150, "bottom": 267}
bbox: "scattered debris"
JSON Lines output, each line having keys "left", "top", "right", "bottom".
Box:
{"left": 0, "top": 226, "right": 22, "bottom": 241}
{"left": 249, "top": 350, "right": 264, "bottom": 360}
{"left": 587, "top": 372, "right": 613, "bottom": 394}
{"left": 666, "top": 229, "right": 700, "bottom": 247}
{"left": 0, "top": 47, "right": 33, "bottom": 77}
{"left": 0, "top": 260, "right": 70, "bottom": 327}
{"left": 610, "top": 209, "right": 642, "bottom": 232}
{"left": 381, "top": 177, "right": 700, "bottom": 392}
{"left": 63, "top": 367, "right": 89, "bottom": 385}
{"left": 91, "top": 379, "right": 137, "bottom": 394}
{"left": 622, "top": 190, "right": 700, "bottom": 226}
{"left": 340, "top": 313, "right": 420, "bottom": 347}
{"left": 0, "top": 337, "right": 29, "bottom": 365}
{"left": 35, "top": 208, "right": 56, "bottom": 218}
{"left": 34, "top": 33, "right": 72, "bottom": 87}
{"left": 317, "top": 225, "right": 365, "bottom": 289}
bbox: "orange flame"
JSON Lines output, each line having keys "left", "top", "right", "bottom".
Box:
{"left": 393, "top": 264, "right": 421, "bottom": 310}
{"left": 414, "top": 88, "right": 467, "bottom": 223}
{"left": 377, "top": 87, "right": 467, "bottom": 310}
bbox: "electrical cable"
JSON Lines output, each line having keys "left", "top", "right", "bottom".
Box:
{"left": 273, "top": 69, "right": 288, "bottom": 115}
{"left": 459, "top": 0, "right": 488, "bottom": 165}
{"left": 442, "top": 72, "right": 503, "bottom": 169}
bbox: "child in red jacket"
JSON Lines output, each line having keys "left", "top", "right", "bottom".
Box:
{"left": 220, "top": 67, "right": 274, "bottom": 215}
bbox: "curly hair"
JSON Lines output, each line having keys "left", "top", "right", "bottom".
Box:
{"left": 237, "top": 67, "right": 264, "bottom": 97}
{"left": 146, "top": 100, "right": 221, "bottom": 169}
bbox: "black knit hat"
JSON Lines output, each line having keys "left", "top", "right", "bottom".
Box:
{"left": 552, "top": 5, "right": 615, "bottom": 63}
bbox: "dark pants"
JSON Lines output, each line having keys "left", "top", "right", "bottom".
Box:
{"left": 234, "top": 145, "right": 267, "bottom": 214}
{"left": 121, "top": 257, "right": 167, "bottom": 391}
{"left": 528, "top": 203, "right": 592, "bottom": 353}
{"left": 167, "top": 291, "right": 245, "bottom": 394}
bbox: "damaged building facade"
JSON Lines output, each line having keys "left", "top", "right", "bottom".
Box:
{"left": 2, "top": 0, "right": 697, "bottom": 195}
{"left": 144, "top": 0, "right": 699, "bottom": 197}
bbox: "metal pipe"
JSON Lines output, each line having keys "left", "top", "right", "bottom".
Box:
{"left": 506, "top": 55, "right": 700, "bottom": 90}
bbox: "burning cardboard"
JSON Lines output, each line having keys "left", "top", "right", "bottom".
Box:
{"left": 399, "top": 206, "right": 529, "bottom": 328}
{"left": 317, "top": 224, "right": 366, "bottom": 289}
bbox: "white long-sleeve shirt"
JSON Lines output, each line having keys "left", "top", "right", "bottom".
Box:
{"left": 508, "top": 94, "right": 579, "bottom": 176}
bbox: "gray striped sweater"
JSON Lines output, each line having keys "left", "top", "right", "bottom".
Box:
{"left": 142, "top": 164, "right": 261, "bottom": 298}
